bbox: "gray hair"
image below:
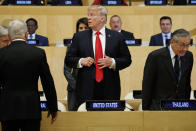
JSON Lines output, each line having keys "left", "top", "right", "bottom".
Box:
{"left": 88, "top": 5, "right": 108, "bottom": 23}
{"left": 171, "top": 29, "right": 191, "bottom": 43}
{"left": 8, "top": 19, "right": 27, "bottom": 39}
{"left": 0, "top": 26, "right": 8, "bottom": 37}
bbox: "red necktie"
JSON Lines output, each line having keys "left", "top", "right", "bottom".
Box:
{"left": 95, "top": 31, "right": 103, "bottom": 82}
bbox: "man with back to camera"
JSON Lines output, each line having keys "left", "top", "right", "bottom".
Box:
{"left": 65, "top": 5, "right": 132, "bottom": 109}
{"left": 110, "top": 15, "right": 135, "bottom": 40}
{"left": 142, "top": 29, "right": 193, "bottom": 110}
{"left": 26, "top": 18, "right": 49, "bottom": 46}
{"left": 0, "top": 19, "right": 58, "bottom": 131}
{"left": 149, "top": 16, "right": 172, "bottom": 46}
{"left": 0, "top": 26, "right": 10, "bottom": 48}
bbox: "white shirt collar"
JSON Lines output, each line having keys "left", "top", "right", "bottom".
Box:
{"left": 162, "top": 32, "right": 171, "bottom": 38}
{"left": 169, "top": 44, "right": 176, "bottom": 59}
{"left": 92, "top": 26, "right": 106, "bottom": 36}
{"left": 12, "top": 39, "right": 26, "bottom": 42}
{"left": 28, "top": 33, "right": 36, "bottom": 39}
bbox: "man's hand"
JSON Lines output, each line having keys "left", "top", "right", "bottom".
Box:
{"left": 81, "top": 57, "right": 94, "bottom": 67}
{"left": 97, "top": 54, "right": 113, "bottom": 69}
{"left": 47, "top": 111, "right": 58, "bottom": 124}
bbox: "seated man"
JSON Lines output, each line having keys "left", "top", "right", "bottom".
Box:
{"left": 26, "top": 18, "right": 49, "bottom": 46}
{"left": 92, "top": 0, "right": 128, "bottom": 5}
{"left": 110, "top": 15, "right": 134, "bottom": 40}
{"left": 149, "top": 16, "right": 172, "bottom": 46}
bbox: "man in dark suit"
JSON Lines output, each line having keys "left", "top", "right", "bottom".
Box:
{"left": 149, "top": 16, "right": 172, "bottom": 46}
{"left": 142, "top": 29, "right": 193, "bottom": 110}
{"left": 110, "top": 15, "right": 135, "bottom": 40}
{"left": 65, "top": 5, "right": 132, "bottom": 109}
{"left": 0, "top": 19, "right": 58, "bottom": 131}
{"left": 26, "top": 18, "right": 49, "bottom": 46}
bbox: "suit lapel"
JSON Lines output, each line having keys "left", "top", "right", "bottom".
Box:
{"left": 163, "top": 47, "right": 178, "bottom": 82}
{"left": 87, "top": 30, "right": 94, "bottom": 58}
{"left": 105, "top": 28, "right": 112, "bottom": 56}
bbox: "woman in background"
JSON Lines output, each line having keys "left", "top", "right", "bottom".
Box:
{"left": 64, "top": 17, "right": 89, "bottom": 111}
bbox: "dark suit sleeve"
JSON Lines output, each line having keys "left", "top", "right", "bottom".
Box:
{"left": 39, "top": 50, "right": 58, "bottom": 112}
{"left": 185, "top": 52, "right": 193, "bottom": 99}
{"left": 114, "top": 34, "right": 132, "bottom": 70}
{"left": 64, "top": 46, "right": 76, "bottom": 90}
{"left": 149, "top": 36, "right": 155, "bottom": 46}
{"left": 142, "top": 52, "right": 157, "bottom": 110}
{"left": 65, "top": 33, "right": 81, "bottom": 68}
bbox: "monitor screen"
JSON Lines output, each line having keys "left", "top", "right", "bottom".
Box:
{"left": 63, "top": 39, "right": 72, "bottom": 46}
{"left": 26, "top": 39, "right": 39, "bottom": 45}
{"left": 161, "top": 100, "right": 196, "bottom": 110}
{"left": 145, "top": 0, "right": 167, "bottom": 5}
{"left": 86, "top": 100, "right": 125, "bottom": 111}
{"left": 59, "top": 0, "right": 82, "bottom": 5}
{"left": 125, "top": 39, "right": 142, "bottom": 46}
{"left": 101, "top": 0, "right": 123, "bottom": 5}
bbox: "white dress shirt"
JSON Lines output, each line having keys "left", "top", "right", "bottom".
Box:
{"left": 162, "top": 32, "right": 171, "bottom": 47}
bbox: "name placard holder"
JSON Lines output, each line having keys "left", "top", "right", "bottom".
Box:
{"left": 161, "top": 100, "right": 196, "bottom": 110}
{"left": 86, "top": 100, "right": 125, "bottom": 111}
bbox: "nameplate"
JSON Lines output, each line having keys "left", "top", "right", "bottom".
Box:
{"left": 86, "top": 100, "right": 125, "bottom": 111}
{"left": 125, "top": 39, "right": 142, "bottom": 46}
{"left": 161, "top": 100, "right": 196, "bottom": 110}
{"left": 102, "top": 0, "right": 123, "bottom": 5}
{"left": 26, "top": 39, "right": 39, "bottom": 45}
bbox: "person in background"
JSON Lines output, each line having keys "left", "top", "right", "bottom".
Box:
{"left": 65, "top": 5, "right": 131, "bottom": 110}
{"left": 92, "top": 0, "right": 128, "bottom": 5}
{"left": 0, "top": 26, "right": 10, "bottom": 48}
{"left": 142, "top": 29, "right": 193, "bottom": 110}
{"left": 64, "top": 17, "right": 89, "bottom": 111}
{"left": 110, "top": 15, "right": 134, "bottom": 40}
{"left": 0, "top": 19, "right": 58, "bottom": 131}
{"left": 26, "top": 18, "right": 49, "bottom": 46}
{"left": 149, "top": 16, "right": 172, "bottom": 46}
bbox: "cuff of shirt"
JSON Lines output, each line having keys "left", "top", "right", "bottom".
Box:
{"left": 109, "top": 58, "right": 116, "bottom": 70}
{"left": 77, "top": 58, "right": 83, "bottom": 68}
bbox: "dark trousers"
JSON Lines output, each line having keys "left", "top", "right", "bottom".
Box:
{"left": 93, "top": 80, "right": 105, "bottom": 100}
{"left": 1, "top": 119, "right": 40, "bottom": 131}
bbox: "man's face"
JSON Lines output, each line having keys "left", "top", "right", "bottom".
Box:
{"left": 0, "top": 35, "right": 10, "bottom": 48}
{"left": 160, "top": 19, "right": 172, "bottom": 34}
{"left": 88, "top": 9, "right": 104, "bottom": 31}
{"left": 110, "top": 16, "right": 121, "bottom": 31}
{"left": 26, "top": 20, "right": 37, "bottom": 34}
{"left": 171, "top": 36, "right": 190, "bottom": 56}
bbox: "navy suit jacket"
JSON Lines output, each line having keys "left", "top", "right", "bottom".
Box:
{"left": 65, "top": 28, "right": 132, "bottom": 107}
{"left": 149, "top": 33, "right": 164, "bottom": 46}
{"left": 35, "top": 34, "right": 49, "bottom": 46}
